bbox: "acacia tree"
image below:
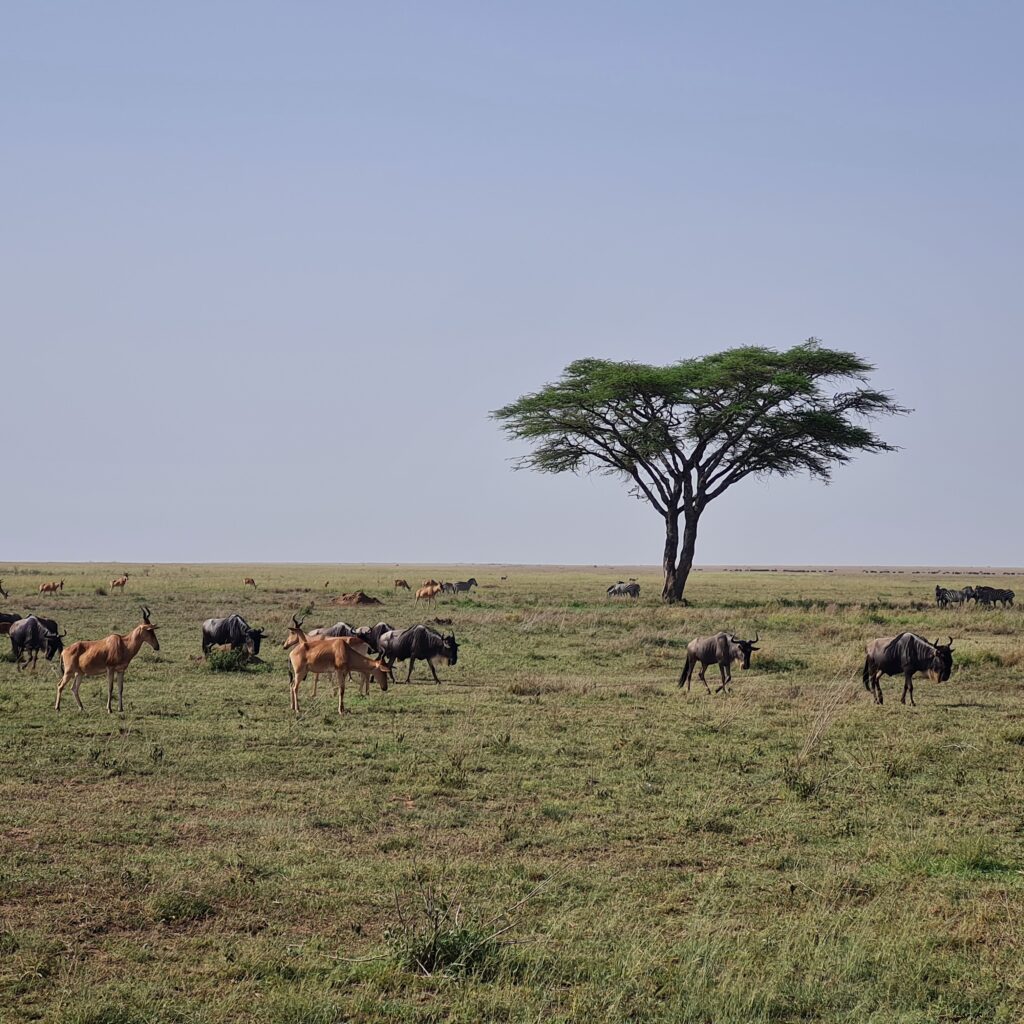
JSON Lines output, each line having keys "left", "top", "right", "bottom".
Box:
{"left": 493, "top": 340, "right": 906, "bottom": 602}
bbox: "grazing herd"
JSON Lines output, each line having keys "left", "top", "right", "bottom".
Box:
{"left": 1, "top": 571, "right": 1018, "bottom": 713}
{"left": 936, "top": 585, "right": 1014, "bottom": 608}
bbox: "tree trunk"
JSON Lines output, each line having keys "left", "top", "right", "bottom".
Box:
{"left": 662, "top": 510, "right": 699, "bottom": 603}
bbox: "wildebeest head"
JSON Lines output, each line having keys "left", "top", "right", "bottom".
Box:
{"left": 43, "top": 628, "right": 66, "bottom": 661}
{"left": 139, "top": 606, "right": 161, "bottom": 652}
{"left": 441, "top": 631, "right": 459, "bottom": 666}
{"left": 245, "top": 625, "right": 267, "bottom": 655}
{"left": 729, "top": 631, "right": 760, "bottom": 669}
{"left": 928, "top": 636, "right": 954, "bottom": 682}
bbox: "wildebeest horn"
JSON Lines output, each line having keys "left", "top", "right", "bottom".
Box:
{"left": 60, "top": 629, "right": 67, "bottom": 637}
{"left": 753, "top": 631, "right": 759, "bottom": 644}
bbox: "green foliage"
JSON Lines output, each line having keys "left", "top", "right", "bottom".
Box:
{"left": 150, "top": 890, "right": 215, "bottom": 925}
{"left": 206, "top": 649, "right": 271, "bottom": 673}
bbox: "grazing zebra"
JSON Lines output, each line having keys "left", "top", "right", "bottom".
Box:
{"left": 607, "top": 581, "right": 640, "bottom": 599}
{"left": 453, "top": 578, "right": 477, "bottom": 593}
{"left": 439, "top": 582, "right": 457, "bottom": 595}
{"left": 974, "top": 585, "right": 1015, "bottom": 608}
{"left": 935, "top": 586, "right": 965, "bottom": 608}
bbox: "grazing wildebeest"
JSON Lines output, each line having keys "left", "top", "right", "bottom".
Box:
{"left": 8, "top": 616, "right": 65, "bottom": 671}
{"left": 56, "top": 607, "right": 160, "bottom": 713}
{"left": 39, "top": 579, "right": 64, "bottom": 594}
{"left": 678, "top": 632, "right": 760, "bottom": 693}
{"left": 607, "top": 581, "right": 640, "bottom": 598}
{"left": 283, "top": 616, "right": 389, "bottom": 714}
{"left": 201, "top": 613, "right": 267, "bottom": 656}
{"left": 243, "top": 577, "right": 257, "bottom": 590}
{"left": 394, "top": 579, "right": 411, "bottom": 591}
{"left": 378, "top": 625, "right": 459, "bottom": 683}
{"left": 453, "top": 578, "right": 477, "bottom": 593}
{"left": 0, "top": 611, "right": 24, "bottom": 636}
{"left": 862, "top": 633, "right": 954, "bottom": 706}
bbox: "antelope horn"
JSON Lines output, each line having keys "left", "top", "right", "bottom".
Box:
{"left": 141, "top": 606, "right": 151, "bottom": 623}
{"left": 292, "top": 615, "right": 303, "bottom": 629}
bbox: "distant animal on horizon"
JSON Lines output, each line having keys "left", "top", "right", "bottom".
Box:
{"left": 679, "top": 632, "right": 760, "bottom": 694}
{"left": 607, "top": 581, "right": 640, "bottom": 599}
{"left": 111, "top": 574, "right": 129, "bottom": 591}
{"left": 39, "top": 579, "right": 63, "bottom": 594}
{"left": 863, "top": 632, "right": 954, "bottom": 706}
{"left": 201, "top": 613, "right": 268, "bottom": 656}
{"left": 8, "top": 615, "right": 64, "bottom": 671}
{"left": 56, "top": 606, "right": 160, "bottom": 713}
{"left": 243, "top": 577, "right": 257, "bottom": 590}
{"left": 377, "top": 624, "right": 459, "bottom": 684}
{"left": 394, "top": 579, "right": 411, "bottom": 591}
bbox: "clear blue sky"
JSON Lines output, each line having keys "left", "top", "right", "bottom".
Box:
{"left": 4, "top": 3, "right": 1022, "bottom": 565}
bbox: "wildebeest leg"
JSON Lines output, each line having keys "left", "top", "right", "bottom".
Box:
{"left": 406, "top": 659, "right": 415, "bottom": 682}
{"left": 428, "top": 660, "right": 442, "bottom": 684}
{"left": 697, "top": 663, "right": 711, "bottom": 695}
{"left": 715, "top": 664, "right": 730, "bottom": 694}
{"left": 901, "top": 672, "right": 915, "bottom": 706}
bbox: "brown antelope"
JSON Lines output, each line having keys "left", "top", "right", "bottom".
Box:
{"left": 111, "top": 574, "right": 129, "bottom": 591}
{"left": 0, "top": 579, "right": 8, "bottom": 599}
{"left": 55, "top": 606, "right": 160, "bottom": 713}
{"left": 415, "top": 583, "right": 442, "bottom": 605}
{"left": 421, "top": 578, "right": 439, "bottom": 587}
{"left": 394, "top": 578, "right": 411, "bottom": 591}
{"left": 39, "top": 579, "right": 64, "bottom": 594}
{"left": 243, "top": 577, "right": 257, "bottom": 590}
{"left": 283, "top": 616, "right": 388, "bottom": 715}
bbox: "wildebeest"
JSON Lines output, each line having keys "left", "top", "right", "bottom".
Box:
{"left": 0, "top": 611, "right": 24, "bottom": 636}
{"left": 283, "top": 616, "right": 389, "bottom": 714}
{"left": 453, "top": 578, "right": 477, "bottom": 593}
{"left": 678, "top": 632, "right": 760, "bottom": 693}
{"left": 8, "top": 616, "right": 65, "bottom": 671}
{"left": 378, "top": 625, "right": 459, "bottom": 683}
{"left": 243, "top": 576, "right": 257, "bottom": 590}
{"left": 862, "top": 633, "right": 954, "bottom": 706}
{"left": 201, "top": 613, "right": 268, "bottom": 656}
{"left": 39, "top": 579, "right": 64, "bottom": 594}
{"left": 55, "top": 606, "right": 160, "bottom": 713}
{"left": 607, "top": 581, "right": 640, "bottom": 599}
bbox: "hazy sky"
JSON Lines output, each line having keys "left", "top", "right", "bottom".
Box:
{"left": 5, "top": 3, "right": 1022, "bottom": 566}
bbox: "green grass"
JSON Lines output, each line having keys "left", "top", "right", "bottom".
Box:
{"left": 0, "top": 562, "right": 1023, "bottom": 1022}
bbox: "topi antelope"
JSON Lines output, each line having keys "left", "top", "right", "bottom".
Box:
{"left": 243, "top": 577, "right": 257, "bottom": 590}
{"left": 39, "top": 579, "right": 64, "bottom": 594}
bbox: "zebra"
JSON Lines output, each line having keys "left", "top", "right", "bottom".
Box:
{"left": 453, "top": 578, "right": 477, "bottom": 593}
{"left": 935, "top": 586, "right": 965, "bottom": 608}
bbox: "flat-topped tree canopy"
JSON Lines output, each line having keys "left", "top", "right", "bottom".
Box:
{"left": 493, "top": 340, "right": 908, "bottom": 602}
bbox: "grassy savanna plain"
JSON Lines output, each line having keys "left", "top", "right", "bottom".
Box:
{"left": 1, "top": 564, "right": 1023, "bottom": 1024}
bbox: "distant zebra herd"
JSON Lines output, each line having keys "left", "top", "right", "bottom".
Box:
{"left": 935, "top": 585, "right": 1015, "bottom": 608}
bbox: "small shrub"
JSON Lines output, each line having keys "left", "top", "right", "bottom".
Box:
{"left": 207, "top": 650, "right": 271, "bottom": 673}
{"left": 757, "top": 655, "right": 809, "bottom": 673}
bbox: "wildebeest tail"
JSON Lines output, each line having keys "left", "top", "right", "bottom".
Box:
{"left": 678, "top": 657, "right": 693, "bottom": 687}
{"left": 862, "top": 657, "right": 871, "bottom": 689}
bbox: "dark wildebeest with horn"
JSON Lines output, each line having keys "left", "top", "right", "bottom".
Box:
{"left": 201, "top": 613, "right": 268, "bottom": 656}
{"left": 8, "top": 615, "right": 65, "bottom": 670}
{"left": 378, "top": 625, "right": 459, "bottom": 683}
{"left": 862, "top": 633, "right": 954, "bottom": 706}
{"left": 0, "top": 611, "right": 24, "bottom": 636}
{"left": 678, "top": 631, "right": 760, "bottom": 693}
